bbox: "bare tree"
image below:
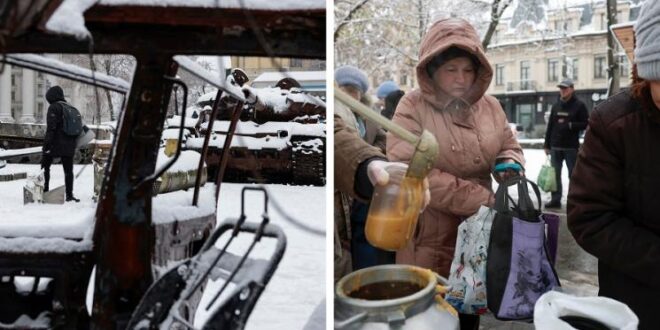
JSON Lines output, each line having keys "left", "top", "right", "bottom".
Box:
{"left": 482, "top": 0, "right": 514, "bottom": 49}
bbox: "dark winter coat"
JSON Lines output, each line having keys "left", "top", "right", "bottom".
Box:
{"left": 334, "top": 114, "right": 384, "bottom": 282}
{"left": 567, "top": 89, "right": 660, "bottom": 330}
{"left": 544, "top": 94, "right": 589, "bottom": 149}
{"left": 43, "top": 86, "right": 77, "bottom": 157}
{"left": 387, "top": 18, "right": 524, "bottom": 277}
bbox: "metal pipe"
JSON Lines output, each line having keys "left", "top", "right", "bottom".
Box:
{"left": 214, "top": 99, "right": 244, "bottom": 199}
{"left": 192, "top": 89, "right": 223, "bottom": 206}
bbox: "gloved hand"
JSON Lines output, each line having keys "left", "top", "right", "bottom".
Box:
{"left": 367, "top": 160, "right": 431, "bottom": 211}
{"left": 494, "top": 159, "right": 524, "bottom": 183}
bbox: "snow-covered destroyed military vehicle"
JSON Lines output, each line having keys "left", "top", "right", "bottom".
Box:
{"left": 182, "top": 74, "right": 326, "bottom": 186}
{"left": 0, "top": 1, "right": 324, "bottom": 329}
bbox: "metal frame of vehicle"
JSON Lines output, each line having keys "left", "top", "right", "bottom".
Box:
{"left": 0, "top": 1, "right": 324, "bottom": 329}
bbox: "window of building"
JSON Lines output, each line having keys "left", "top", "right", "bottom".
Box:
{"left": 520, "top": 61, "right": 531, "bottom": 89}
{"left": 618, "top": 55, "right": 630, "bottom": 76}
{"left": 400, "top": 75, "right": 407, "bottom": 86}
{"left": 547, "top": 59, "right": 559, "bottom": 82}
{"left": 571, "top": 58, "right": 579, "bottom": 81}
{"left": 290, "top": 58, "right": 303, "bottom": 68}
{"left": 495, "top": 64, "right": 504, "bottom": 86}
{"left": 594, "top": 56, "right": 606, "bottom": 79}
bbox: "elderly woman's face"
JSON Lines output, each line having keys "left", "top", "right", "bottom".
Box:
{"left": 432, "top": 57, "right": 476, "bottom": 98}
{"left": 650, "top": 81, "right": 660, "bottom": 110}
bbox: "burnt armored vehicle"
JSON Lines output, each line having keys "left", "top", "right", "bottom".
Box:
{"left": 0, "top": 1, "right": 324, "bottom": 329}
{"left": 184, "top": 76, "right": 326, "bottom": 186}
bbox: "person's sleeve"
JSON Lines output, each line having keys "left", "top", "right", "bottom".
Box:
{"left": 372, "top": 127, "right": 387, "bottom": 154}
{"left": 544, "top": 106, "right": 555, "bottom": 149}
{"left": 567, "top": 110, "right": 660, "bottom": 289}
{"left": 334, "top": 115, "right": 384, "bottom": 200}
{"left": 570, "top": 102, "right": 589, "bottom": 131}
{"left": 494, "top": 100, "right": 525, "bottom": 167}
{"left": 387, "top": 95, "right": 494, "bottom": 217}
{"left": 43, "top": 105, "right": 58, "bottom": 153}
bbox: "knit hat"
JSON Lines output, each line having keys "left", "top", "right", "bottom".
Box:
{"left": 376, "top": 80, "right": 399, "bottom": 99}
{"left": 335, "top": 65, "right": 369, "bottom": 94}
{"left": 634, "top": 0, "right": 660, "bottom": 81}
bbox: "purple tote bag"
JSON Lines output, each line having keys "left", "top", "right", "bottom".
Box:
{"left": 486, "top": 176, "right": 560, "bottom": 320}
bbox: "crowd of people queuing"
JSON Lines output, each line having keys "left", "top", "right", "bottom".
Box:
{"left": 334, "top": 1, "right": 660, "bottom": 328}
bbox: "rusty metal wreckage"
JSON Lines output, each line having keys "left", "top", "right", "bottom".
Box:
{"left": 0, "top": 1, "right": 325, "bottom": 329}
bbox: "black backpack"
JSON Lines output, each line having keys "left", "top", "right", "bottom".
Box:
{"left": 58, "top": 101, "right": 83, "bottom": 137}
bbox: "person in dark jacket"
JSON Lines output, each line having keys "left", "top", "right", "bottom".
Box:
{"left": 42, "top": 85, "right": 79, "bottom": 202}
{"left": 382, "top": 89, "right": 405, "bottom": 120}
{"left": 568, "top": 2, "right": 660, "bottom": 327}
{"left": 543, "top": 78, "right": 589, "bottom": 208}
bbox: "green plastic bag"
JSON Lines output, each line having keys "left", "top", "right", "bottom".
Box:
{"left": 537, "top": 158, "right": 557, "bottom": 192}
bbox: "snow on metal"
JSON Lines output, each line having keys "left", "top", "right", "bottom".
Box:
{"left": 174, "top": 56, "right": 245, "bottom": 102}
{"left": 201, "top": 121, "right": 326, "bottom": 137}
{"left": 151, "top": 183, "right": 216, "bottom": 225}
{"left": 45, "top": 0, "right": 324, "bottom": 39}
{"left": 0, "top": 147, "right": 43, "bottom": 161}
{"left": 2, "top": 54, "right": 131, "bottom": 93}
{"left": 156, "top": 149, "right": 203, "bottom": 173}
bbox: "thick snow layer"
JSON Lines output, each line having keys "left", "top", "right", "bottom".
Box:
{"left": 197, "top": 91, "right": 218, "bottom": 104}
{"left": 152, "top": 184, "right": 216, "bottom": 225}
{"left": 243, "top": 86, "right": 289, "bottom": 113}
{"left": 0, "top": 147, "right": 43, "bottom": 160}
{"left": 156, "top": 149, "right": 204, "bottom": 173}
{"left": 46, "top": 0, "right": 323, "bottom": 38}
{"left": 166, "top": 116, "right": 199, "bottom": 129}
{"left": 187, "top": 135, "right": 290, "bottom": 150}
{"left": 161, "top": 128, "right": 188, "bottom": 142}
{"left": 45, "top": 0, "right": 96, "bottom": 39}
{"left": 242, "top": 86, "right": 325, "bottom": 113}
{"left": 203, "top": 121, "right": 326, "bottom": 137}
{"left": 0, "top": 162, "right": 216, "bottom": 251}
{"left": 0, "top": 165, "right": 96, "bottom": 241}
{"left": 195, "top": 183, "right": 325, "bottom": 329}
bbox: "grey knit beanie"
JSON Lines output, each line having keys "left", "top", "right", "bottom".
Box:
{"left": 335, "top": 65, "right": 369, "bottom": 94}
{"left": 634, "top": 0, "right": 660, "bottom": 81}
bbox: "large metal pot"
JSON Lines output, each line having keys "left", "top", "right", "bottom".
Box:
{"left": 335, "top": 265, "right": 459, "bottom": 329}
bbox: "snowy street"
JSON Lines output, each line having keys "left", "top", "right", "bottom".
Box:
{"left": 0, "top": 164, "right": 325, "bottom": 329}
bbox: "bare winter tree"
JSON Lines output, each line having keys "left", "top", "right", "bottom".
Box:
{"left": 482, "top": 0, "right": 514, "bottom": 49}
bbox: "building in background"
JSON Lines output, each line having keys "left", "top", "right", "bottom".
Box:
{"left": 230, "top": 57, "right": 325, "bottom": 80}
{"left": 487, "top": 0, "right": 641, "bottom": 137}
{"left": 0, "top": 54, "right": 119, "bottom": 125}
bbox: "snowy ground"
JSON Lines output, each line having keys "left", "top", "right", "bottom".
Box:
{"left": 195, "top": 183, "right": 325, "bottom": 329}
{"left": 0, "top": 164, "right": 325, "bottom": 329}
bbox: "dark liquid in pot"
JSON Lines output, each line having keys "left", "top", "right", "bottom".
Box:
{"left": 348, "top": 281, "right": 424, "bottom": 300}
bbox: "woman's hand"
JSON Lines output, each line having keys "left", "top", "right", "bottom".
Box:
{"left": 367, "top": 160, "right": 431, "bottom": 211}
{"left": 494, "top": 159, "right": 524, "bottom": 183}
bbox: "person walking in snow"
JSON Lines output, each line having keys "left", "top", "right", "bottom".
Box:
{"left": 543, "top": 78, "right": 589, "bottom": 209}
{"left": 42, "top": 85, "right": 81, "bottom": 202}
{"left": 387, "top": 18, "right": 524, "bottom": 329}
